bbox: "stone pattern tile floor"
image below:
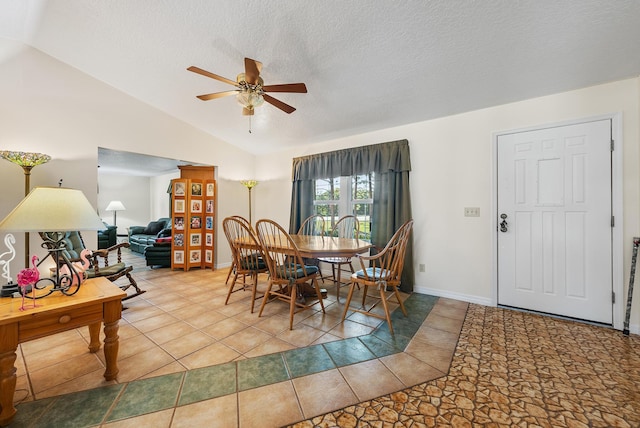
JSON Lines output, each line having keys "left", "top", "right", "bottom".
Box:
{"left": 290, "top": 304, "right": 640, "bottom": 427}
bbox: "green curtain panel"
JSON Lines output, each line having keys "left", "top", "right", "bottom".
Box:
{"left": 290, "top": 139, "right": 414, "bottom": 292}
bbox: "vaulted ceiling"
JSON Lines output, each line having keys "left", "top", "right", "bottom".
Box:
{"left": 2, "top": 0, "right": 640, "bottom": 155}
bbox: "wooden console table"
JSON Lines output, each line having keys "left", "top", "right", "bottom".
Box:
{"left": 0, "top": 277, "right": 126, "bottom": 426}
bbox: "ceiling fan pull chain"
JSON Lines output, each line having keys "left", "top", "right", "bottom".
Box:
{"left": 248, "top": 115, "right": 252, "bottom": 133}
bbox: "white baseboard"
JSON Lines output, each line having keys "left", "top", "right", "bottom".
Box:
{"left": 413, "top": 285, "right": 493, "bottom": 306}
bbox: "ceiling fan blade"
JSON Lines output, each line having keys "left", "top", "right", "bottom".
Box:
{"left": 196, "top": 90, "right": 239, "bottom": 101}
{"left": 242, "top": 107, "right": 254, "bottom": 116}
{"left": 263, "top": 93, "right": 296, "bottom": 114}
{"left": 187, "top": 66, "right": 237, "bottom": 86}
{"left": 263, "top": 83, "right": 307, "bottom": 93}
{"left": 244, "top": 58, "right": 262, "bottom": 85}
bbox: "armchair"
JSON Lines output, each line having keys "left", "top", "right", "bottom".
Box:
{"left": 97, "top": 223, "right": 117, "bottom": 249}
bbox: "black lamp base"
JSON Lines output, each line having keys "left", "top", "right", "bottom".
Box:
{"left": 1, "top": 282, "right": 20, "bottom": 297}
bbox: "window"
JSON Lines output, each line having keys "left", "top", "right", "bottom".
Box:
{"left": 313, "top": 173, "right": 373, "bottom": 238}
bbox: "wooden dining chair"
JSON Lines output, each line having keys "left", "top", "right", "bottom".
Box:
{"left": 318, "top": 215, "right": 360, "bottom": 299}
{"left": 297, "top": 214, "right": 326, "bottom": 236}
{"left": 222, "top": 216, "right": 268, "bottom": 313}
{"left": 256, "top": 219, "right": 325, "bottom": 330}
{"left": 341, "top": 219, "right": 414, "bottom": 334}
{"left": 225, "top": 215, "right": 252, "bottom": 285}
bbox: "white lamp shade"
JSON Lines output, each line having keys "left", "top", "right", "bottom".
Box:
{"left": 0, "top": 187, "right": 105, "bottom": 232}
{"left": 105, "top": 200, "right": 126, "bottom": 211}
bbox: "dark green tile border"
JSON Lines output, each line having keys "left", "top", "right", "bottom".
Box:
{"left": 284, "top": 344, "right": 336, "bottom": 378}
{"left": 179, "top": 362, "right": 237, "bottom": 406}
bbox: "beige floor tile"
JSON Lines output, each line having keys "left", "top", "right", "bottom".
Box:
{"left": 379, "top": 351, "right": 445, "bottom": 387}
{"left": 167, "top": 302, "right": 211, "bottom": 320}
{"left": 140, "top": 361, "right": 187, "bottom": 380}
{"left": 24, "top": 337, "right": 94, "bottom": 372}
{"left": 338, "top": 359, "right": 405, "bottom": 402}
{"left": 182, "top": 309, "right": 227, "bottom": 329}
{"left": 243, "top": 337, "right": 296, "bottom": 358}
{"left": 300, "top": 311, "right": 343, "bottom": 332}
{"left": 172, "top": 394, "right": 238, "bottom": 428}
{"left": 326, "top": 319, "right": 374, "bottom": 339}
{"left": 121, "top": 305, "right": 166, "bottom": 323}
{"left": 424, "top": 312, "right": 465, "bottom": 334}
{"left": 202, "top": 317, "right": 250, "bottom": 340}
{"left": 14, "top": 375, "right": 32, "bottom": 405}
{"left": 129, "top": 312, "right": 180, "bottom": 333}
{"left": 412, "top": 325, "right": 461, "bottom": 351}
{"left": 178, "top": 342, "right": 241, "bottom": 369}
{"left": 160, "top": 330, "right": 216, "bottom": 359}
{"left": 145, "top": 320, "right": 198, "bottom": 345}
{"left": 404, "top": 336, "right": 456, "bottom": 373}
{"left": 20, "top": 329, "right": 82, "bottom": 354}
{"left": 252, "top": 314, "right": 291, "bottom": 335}
{"left": 30, "top": 352, "right": 104, "bottom": 394}
{"left": 115, "top": 347, "right": 176, "bottom": 383}
{"left": 293, "top": 369, "right": 358, "bottom": 418}
{"left": 36, "top": 368, "right": 117, "bottom": 399}
{"left": 276, "top": 323, "right": 327, "bottom": 347}
{"left": 238, "top": 381, "right": 303, "bottom": 428}
{"left": 430, "top": 301, "right": 468, "bottom": 320}
{"left": 221, "top": 326, "right": 272, "bottom": 354}
{"left": 310, "top": 332, "right": 343, "bottom": 345}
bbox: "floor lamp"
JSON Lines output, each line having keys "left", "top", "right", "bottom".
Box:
{"left": 240, "top": 180, "right": 258, "bottom": 225}
{"left": 105, "top": 200, "right": 126, "bottom": 230}
{"left": 0, "top": 151, "right": 51, "bottom": 268}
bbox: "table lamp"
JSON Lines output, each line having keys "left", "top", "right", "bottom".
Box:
{"left": 0, "top": 187, "right": 106, "bottom": 298}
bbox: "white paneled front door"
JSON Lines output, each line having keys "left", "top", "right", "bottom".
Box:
{"left": 497, "top": 119, "right": 613, "bottom": 324}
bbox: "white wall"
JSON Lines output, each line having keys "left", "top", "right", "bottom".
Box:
{"left": 0, "top": 41, "right": 252, "bottom": 275}
{"left": 97, "top": 173, "right": 151, "bottom": 234}
{"left": 256, "top": 77, "right": 640, "bottom": 332}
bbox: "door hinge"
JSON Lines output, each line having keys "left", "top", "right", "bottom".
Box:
{"left": 611, "top": 216, "right": 615, "bottom": 227}
{"left": 612, "top": 291, "right": 615, "bottom": 304}
{"left": 611, "top": 139, "right": 615, "bottom": 151}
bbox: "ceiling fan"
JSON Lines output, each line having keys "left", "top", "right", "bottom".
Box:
{"left": 188, "top": 58, "right": 307, "bottom": 116}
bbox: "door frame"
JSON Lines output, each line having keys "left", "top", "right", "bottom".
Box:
{"left": 491, "top": 113, "right": 624, "bottom": 329}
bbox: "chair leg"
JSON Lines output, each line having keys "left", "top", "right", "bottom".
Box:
{"left": 225, "top": 261, "right": 235, "bottom": 284}
{"left": 289, "top": 283, "right": 297, "bottom": 330}
{"left": 341, "top": 280, "right": 358, "bottom": 322}
{"left": 249, "top": 272, "right": 260, "bottom": 314}
{"left": 361, "top": 284, "right": 369, "bottom": 307}
{"left": 225, "top": 274, "right": 239, "bottom": 305}
{"left": 335, "top": 264, "right": 341, "bottom": 301}
{"left": 379, "top": 286, "right": 394, "bottom": 335}
{"left": 258, "top": 281, "right": 274, "bottom": 317}
{"left": 312, "top": 277, "right": 325, "bottom": 313}
{"left": 393, "top": 286, "right": 408, "bottom": 317}
{"left": 121, "top": 273, "right": 146, "bottom": 301}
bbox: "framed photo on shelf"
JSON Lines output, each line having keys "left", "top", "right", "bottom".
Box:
{"left": 174, "top": 182, "right": 185, "bottom": 196}
{"left": 206, "top": 216, "right": 213, "bottom": 229}
{"left": 205, "top": 233, "right": 213, "bottom": 246}
{"left": 191, "top": 182, "right": 202, "bottom": 196}
{"left": 190, "top": 233, "right": 201, "bottom": 246}
{"left": 174, "top": 233, "right": 184, "bottom": 247}
{"left": 205, "top": 250, "right": 212, "bottom": 263}
{"left": 190, "top": 216, "right": 202, "bottom": 229}
{"left": 189, "top": 250, "right": 201, "bottom": 263}
{"left": 206, "top": 200, "right": 214, "bottom": 213}
{"left": 174, "top": 216, "right": 184, "bottom": 230}
{"left": 191, "top": 200, "right": 202, "bottom": 213}
{"left": 174, "top": 199, "right": 185, "bottom": 213}
{"left": 206, "top": 183, "right": 214, "bottom": 197}
{"left": 174, "top": 250, "right": 184, "bottom": 264}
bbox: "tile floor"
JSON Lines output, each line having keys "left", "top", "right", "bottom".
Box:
{"left": 9, "top": 250, "right": 463, "bottom": 427}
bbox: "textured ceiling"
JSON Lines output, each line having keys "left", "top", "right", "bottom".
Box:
{"left": 2, "top": 0, "right": 640, "bottom": 155}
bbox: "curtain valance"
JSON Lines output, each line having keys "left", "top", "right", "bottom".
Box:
{"left": 292, "top": 139, "right": 411, "bottom": 180}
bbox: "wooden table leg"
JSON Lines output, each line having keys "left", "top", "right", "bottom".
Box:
{"left": 102, "top": 300, "right": 122, "bottom": 381}
{"left": 88, "top": 323, "right": 101, "bottom": 353}
{"left": 0, "top": 325, "right": 18, "bottom": 427}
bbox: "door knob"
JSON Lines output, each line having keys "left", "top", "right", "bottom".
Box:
{"left": 499, "top": 214, "right": 508, "bottom": 232}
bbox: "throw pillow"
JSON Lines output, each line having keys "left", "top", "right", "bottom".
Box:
{"left": 143, "top": 221, "right": 165, "bottom": 236}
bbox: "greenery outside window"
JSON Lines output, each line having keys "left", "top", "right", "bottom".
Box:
{"left": 314, "top": 174, "right": 373, "bottom": 238}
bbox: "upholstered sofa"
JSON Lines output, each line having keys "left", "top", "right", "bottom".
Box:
{"left": 97, "top": 223, "right": 117, "bottom": 249}
{"left": 128, "top": 218, "right": 171, "bottom": 254}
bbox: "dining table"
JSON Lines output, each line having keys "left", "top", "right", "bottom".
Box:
{"left": 288, "top": 235, "right": 373, "bottom": 259}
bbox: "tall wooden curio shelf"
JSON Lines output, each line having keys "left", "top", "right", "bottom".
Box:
{"left": 171, "top": 165, "right": 216, "bottom": 271}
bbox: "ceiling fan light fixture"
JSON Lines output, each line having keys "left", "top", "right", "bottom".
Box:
{"left": 236, "top": 90, "right": 264, "bottom": 109}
